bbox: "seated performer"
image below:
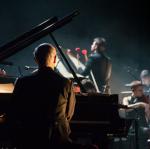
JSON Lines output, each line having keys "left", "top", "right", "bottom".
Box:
{"left": 122, "top": 81, "right": 150, "bottom": 149}
{"left": 11, "top": 43, "right": 76, "bottom": 149}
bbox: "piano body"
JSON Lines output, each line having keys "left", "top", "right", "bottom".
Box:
{"left": 0, "top": 11, "right": 132, "bottom": 148}
{"left": 0, "top": 93, "right": 132, "bottom": 148}
{"left": 71, "top": 94, "right": 131, "bottom": 137}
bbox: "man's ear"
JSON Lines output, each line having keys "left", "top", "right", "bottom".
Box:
{"left": 53, "top": 55, "right": 56, "bottom": 64}
{"left": 95, "top": 44, "right": 99, "bottom": 50}
{"left": 34, "top": 57, "right": 38, "bottom": 64}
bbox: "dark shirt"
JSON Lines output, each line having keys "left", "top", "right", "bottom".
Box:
{"left": 143, "top": 85, "right": 150, "bottom": 96}
{"left": 128, "top": 97, "right": 148, "bottom": 127}
{"left": 11, "top": 66, "right": 76, "bottom": 148}
{"left": 80, "top": 52, "right": 112, "bottom": 92}
{"left": 127, "top": 96, "right": 149, "bottom": 139}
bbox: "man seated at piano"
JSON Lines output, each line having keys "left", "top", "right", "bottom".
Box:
{"left": 77, "top": 37, "right": 112, "bottom": 94}
{"left": 122, "top": 80, "right": 150, "bottom": 149}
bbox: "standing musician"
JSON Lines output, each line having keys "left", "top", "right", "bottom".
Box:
{"left": 11, "top": 43, "right": 76, "bottom": 149}
{"left": 122, "top": 81, "right": 150, "bottom": 149}
{"left": 78, "top": 37, "right": 112, "bottom": 94}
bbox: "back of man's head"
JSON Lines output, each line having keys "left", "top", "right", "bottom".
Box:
{"left": 33, "top": 43, "right": 56, "bottom": 67}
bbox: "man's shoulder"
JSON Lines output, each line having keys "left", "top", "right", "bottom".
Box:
{"left": 15, "top": 72, "right": 38, "bottom": 82}
{"left": 53, "top": 71, "right": 69, "bottom": 81}
{"left": 47, "top": 70, "right": 72, "bottom": 88}
{"left": 59, "top": 75, "right": 72, "bottom": 86}
{"left": 16, "top": 70, "right": 71, "bottom": 87}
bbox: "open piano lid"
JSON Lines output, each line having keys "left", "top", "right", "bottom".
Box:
{"left": 0, "top": 10, "right": 86, "bottom": 92}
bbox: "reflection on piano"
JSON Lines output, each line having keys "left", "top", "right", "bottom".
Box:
{"left": 0, "top": 83, "right": 14, "bottom": 93}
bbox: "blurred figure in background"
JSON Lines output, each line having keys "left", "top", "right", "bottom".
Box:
{"left": 122, "top": 81, "right": 150, "bottom": 149}
{"left": 140, "top": 69, "right": 150, "bottom": 96}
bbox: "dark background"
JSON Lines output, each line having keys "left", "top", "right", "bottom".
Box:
{"left": 0, "top": 0, "right": 149, "bottom": 94}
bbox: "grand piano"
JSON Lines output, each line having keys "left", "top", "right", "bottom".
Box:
{"left": 0, "top": 11, "right": 132, "bottom": 148}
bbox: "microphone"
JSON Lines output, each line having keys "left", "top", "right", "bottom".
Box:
{"left": 25, "top": 65, "right": 37, "bottom": 70}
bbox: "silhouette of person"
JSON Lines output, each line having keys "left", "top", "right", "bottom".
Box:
{"left": 11, "top": 43, "right": 76, "bottom": 149}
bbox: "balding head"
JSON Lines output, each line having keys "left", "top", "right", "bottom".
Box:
{"left": 33, "top": 43, "right": 56, "bottom": 69}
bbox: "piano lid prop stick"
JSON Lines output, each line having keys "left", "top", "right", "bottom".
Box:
{"left": 49, "top": 32, "right": 87, "bottom": 93}
{"left": 90, "top": 70, "right": 100, "bottom": 93}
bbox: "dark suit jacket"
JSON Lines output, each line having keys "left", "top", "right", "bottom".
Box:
{"left": 11, "top": 66, "right": 76, "bottom": 148}
{"left": 81, "top": 52, "right": 112, "bottom": 92}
